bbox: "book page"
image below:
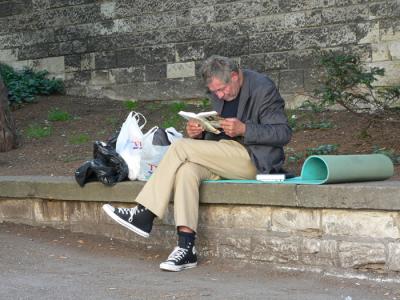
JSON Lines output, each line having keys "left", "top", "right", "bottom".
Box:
{"left": 203, "top": 114, "right": 224, "bottom": 128}
{"left": 178, "top": 111, "right": 223, "bottom": 134}
{"left": 196, "top": 111, "right": 218, "bottom": 118}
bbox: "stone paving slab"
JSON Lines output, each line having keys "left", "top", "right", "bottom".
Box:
{"left": 1, "top": 222, "right": 399, "bottom": 300}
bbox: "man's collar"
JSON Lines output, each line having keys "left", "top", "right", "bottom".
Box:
{"left": 237, "top": 70, "right": 251, "bottom": 119}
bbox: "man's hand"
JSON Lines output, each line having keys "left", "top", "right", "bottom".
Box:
{"left": 220, "top": 118, "right": 246, "bottom": 137}
{"left": 186, "top": 119, "right": 204, "bottom": 138}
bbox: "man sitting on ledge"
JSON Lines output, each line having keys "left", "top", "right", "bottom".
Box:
{"left": 102, "top": 55, "right": 292, "bottom": 271}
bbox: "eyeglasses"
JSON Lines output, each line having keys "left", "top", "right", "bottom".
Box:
{"left": 209, "top": 82, "right": 230, "bottom": 95}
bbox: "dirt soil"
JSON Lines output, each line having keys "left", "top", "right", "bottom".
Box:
{"left": 0, "top": 95, "right": 399, "bottom": 178}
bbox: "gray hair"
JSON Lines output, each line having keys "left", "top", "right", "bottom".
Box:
{"left": 200, "top": 55, "right": 240, "bottom": 84}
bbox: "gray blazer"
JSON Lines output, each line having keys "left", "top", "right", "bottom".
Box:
{"left": 206, "top": 69, "right": 292, "bottom": 174}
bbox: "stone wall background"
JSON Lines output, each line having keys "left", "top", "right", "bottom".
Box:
{"left": 0, "top": 0, "right": 399, "bottom": 106}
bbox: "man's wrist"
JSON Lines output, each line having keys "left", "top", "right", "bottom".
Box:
{"left": 240, "top": 123, "right": 246, "bottom": 136}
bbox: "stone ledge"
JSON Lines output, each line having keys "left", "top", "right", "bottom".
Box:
{"left": 1, "top": 176, "right": 400, "bottom": 276}
{"left": 0, "top": 176, "right": 399, "bottom": 211}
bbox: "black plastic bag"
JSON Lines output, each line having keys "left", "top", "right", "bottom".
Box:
{"left": 152, "top": 127, "right": 181, "bottom": 146}
{"left": 152, "top": 128, "right": 171, "bottom": 146}
{"left": 75, "top": 139, "right": 128, "bottom": 187}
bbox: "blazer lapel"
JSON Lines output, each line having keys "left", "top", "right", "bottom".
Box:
{"left": 237, "top": 70, "right": 250, "bottom": 120}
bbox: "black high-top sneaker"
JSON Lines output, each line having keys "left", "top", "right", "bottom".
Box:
{"left": 102, "top": 204, "right": 155, "bottom": 238}
{"left": 159, "top": 232, "right": 197, "bottom": 272}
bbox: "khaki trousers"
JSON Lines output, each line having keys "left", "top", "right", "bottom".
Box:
{"left": 135, "top": 138, "right": 257, "bottom": 232}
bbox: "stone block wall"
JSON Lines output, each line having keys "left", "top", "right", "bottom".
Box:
{"left": 1, "top": 198, "right": 400, "bottom": 274}
{"left": 0, "top": 0, "right": 400, "bottom": 106}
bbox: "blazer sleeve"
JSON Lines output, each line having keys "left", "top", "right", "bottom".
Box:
{"left": 243, "top": 84, "right": 292, "bottom": 146}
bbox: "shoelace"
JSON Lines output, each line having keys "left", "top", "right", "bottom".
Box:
{"left": 167, "top": 247, "right": 188, "bottom": 262}
{"left": 116, "top": 206, "right": 143, "bottom": 222}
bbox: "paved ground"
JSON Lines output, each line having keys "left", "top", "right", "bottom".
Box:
{"left": 0, "top": 223, "right": 399, "bottom": 300}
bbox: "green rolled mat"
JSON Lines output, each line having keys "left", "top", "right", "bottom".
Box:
{"left": 292, "top": 154, "right": 394, "bottom": 184}
{"left": 204, "top": 154, "right": 394, "bottom": 185}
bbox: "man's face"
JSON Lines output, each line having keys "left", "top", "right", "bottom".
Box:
{"left": 207, "top": 72, "right": 241, "bottom": 101}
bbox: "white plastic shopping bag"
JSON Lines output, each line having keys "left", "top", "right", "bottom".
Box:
{"left": 137, "top": 127, "right": 183, "bottom": 181}
{"left": 116, "top": 112, "right": 146, "bottom": 180}
{"left": 165, "top": 127, "right": 183, "bottom": 143}
{"left": 138, "top": 127, "right": 167, "bottom": 181}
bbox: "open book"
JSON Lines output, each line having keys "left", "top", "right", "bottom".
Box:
{"left": 178, "top": 111, "right": 224, "bottom": 134}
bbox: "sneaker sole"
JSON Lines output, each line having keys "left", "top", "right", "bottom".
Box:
{"left": 102, "top": 204, "right": 150, "bottom": 238}
{"left": 159, "top": 262, "right": 197, "bottom": 272}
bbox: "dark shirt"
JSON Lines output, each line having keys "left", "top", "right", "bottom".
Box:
{"left": 207, "top": 91, "right": 240, "bottom": 141}
{"left": 221, "top": 92, "right": 240, "bottom": 118}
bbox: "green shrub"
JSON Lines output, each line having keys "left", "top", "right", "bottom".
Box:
{"left": 286, "top": 110, "right": 333, "bottom": 131}
{"left": 48, "top": 108, "right": 72, "bottom": 121}
{"left": 372, "top": 146, "right": 400, "bottom": 165}
{"left": 286, "top": 111, "right": 298, "bottom": 130}
{"left": 298, "top": 99, "right": 326, "bottom": 113}
{"left": 287, "top": 152, "right": 305, "bottom": 164}
{"left": 26, "top": 124, "right": 52, "bottom": 138}
{"left": 0, "top": 63, "right": 64, "bottom": 105}
{"left": 306, "top": 144, "right": 339, "bottom": 156}
{"left": 300, "top": 120, "right": 334, "bottom": 130}
{"left": 313, "top": 51, "right": 400, "bottom": 120}
{"left": 284, "top": 147, "right": 305, "bottom": 174}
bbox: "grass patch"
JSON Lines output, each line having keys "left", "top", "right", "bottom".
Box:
{"left": 69, "top": 133, "right": 90, "bottom": 145}
{"left": 200, "top": 98, "right": 211, "bottom": 110}
{"left": 123, "top": 100, "right": 138, "bottom": 111}
{"left": 160, "top": 101, "right": 188, "bottom": 128}
{"left": 162, "top": 115, "right": 182, "bottom": 129}
{"left": 169, "top": 101, "right": 187, "bottom": 113}
{"left": 98, "top": 129, "right": 107, "bottom": 135}
{"left": 147, "top": 102, "right": 162, "bottom": 111}
{"left": 106, "top": 116, "right": 119, "bottom": 128}
{"left": 48, "top": 108, "right": 72, "bottom": 121}
{"left": 62, "top": 155, "right": 84, "bottom": 163}
{"left": 26, "top": 124, "right": 52, "bottom": 138}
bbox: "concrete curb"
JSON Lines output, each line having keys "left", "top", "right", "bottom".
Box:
{"left": 0, "top": 176, "right": 399, "bottom": 210}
